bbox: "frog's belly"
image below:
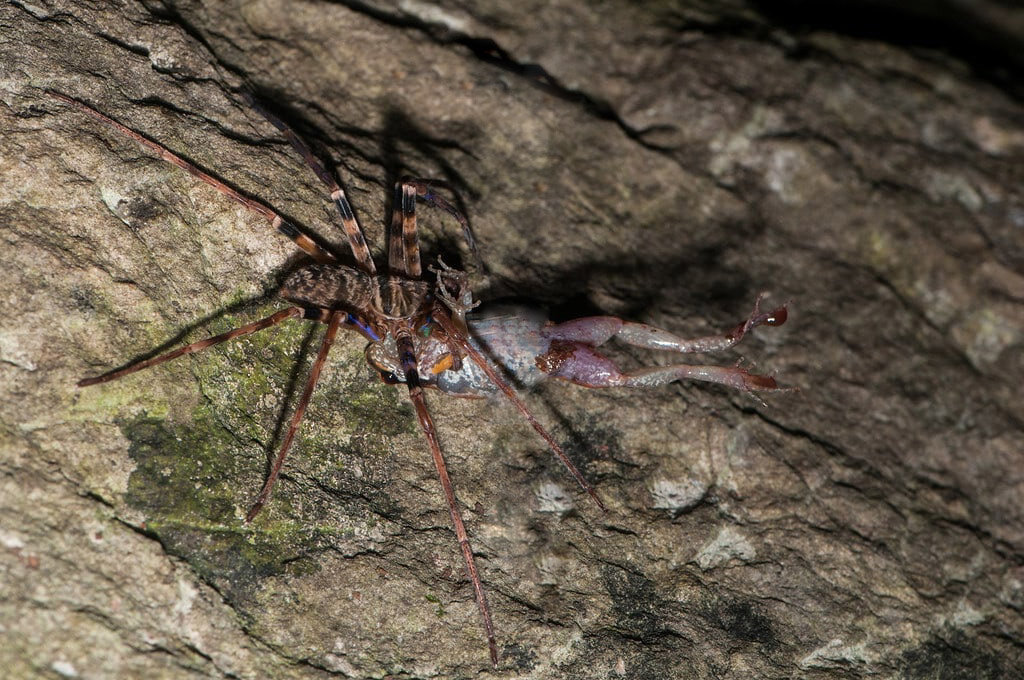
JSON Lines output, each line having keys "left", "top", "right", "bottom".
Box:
{"left": 434, "top": 304, "right": 552, "bottom": 396}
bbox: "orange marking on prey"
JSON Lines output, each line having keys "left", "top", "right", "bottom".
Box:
{"left": 431, "top": 353, "right": 455, "bottom": 374}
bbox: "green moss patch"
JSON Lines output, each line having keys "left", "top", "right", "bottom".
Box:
{"left": 116, "top": 306, "right": 416, "bottom": 607}
{"left": 122, "top": 411, "right": 324, "bottom": 601}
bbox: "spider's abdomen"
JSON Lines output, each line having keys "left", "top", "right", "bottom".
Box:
{"left": 281, "top": 264, "right": 375, "bottom": 314}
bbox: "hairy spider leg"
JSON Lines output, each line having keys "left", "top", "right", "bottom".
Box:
{"left": 388, "top": 178, "right": 485, "bottom": 279}
{"left": 46, "top": 92, "right": 336, "bottom": 264}
{"left": 388, "top": 182, "right": 422, "bottom": 277}
{"left": 77, "top": 306, "right": 306, "bottom": 387}
{"left": 243, "top": 96, "right": 479, "bottom": 276}
{"left": 543, "top": 294, "right": 787, "bottom": 353}
{"left": 242, "top": 94, "right": 377, "bottom": 275}
{"left": 246, "top": 310, "right": 344, "bottom": 522}
{"left": 239, "top": 97, "right": 481, "bottom": 275}
{"left": 388, "top": 182, "right": 405, "bottom": 274}
{"left": 402, "top": 179, "right": 482, "bottom": 266}
{"left": 396, "top": 333, "right": 498, "bottom": 666}
{"left": 432, "top": 307, "right": 606, "bottom": 510}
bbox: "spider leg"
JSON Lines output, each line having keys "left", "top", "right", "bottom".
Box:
{"left": 401, "top": 179, "right": 482, "bottom": 267}
{"left": 431, "top": 307, "right": 605, "bottom": 510}
{"left": 242, "top": 94, "right": 376, "bottom": 275}
{"left": 387, "top": 181, "right": 422, "bottom": 277}
{"left": 46, "top": 92, "right": 336, "bottom": 264}
{"left": 245, "top": 310, "right": 343, "bottom": 522}
{"left": 77, "top": 306, "right": 305, "bottom": 387}
{"left": 543, "top": 295, "right": 788, "bottom": 354}
{"left": 387, "top": 177, "right": 483, "bottom": 278}
{"left": 396, "top": 334, "right": 498, "bottom": 666}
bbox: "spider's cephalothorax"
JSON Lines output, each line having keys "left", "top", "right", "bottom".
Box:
{"left": 281, "top": 265, "right": 432, "bottom": 328}
{"left": 56, "top": 90, "right": 789, "bottom": 667}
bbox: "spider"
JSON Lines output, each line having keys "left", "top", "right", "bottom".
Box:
{"left": 49, "top": 90, "right": 788, "bottom": 666}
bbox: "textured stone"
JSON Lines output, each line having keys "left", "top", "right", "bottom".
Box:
{"left": 2, "top": 1, "right": 1022, "bottom": 678}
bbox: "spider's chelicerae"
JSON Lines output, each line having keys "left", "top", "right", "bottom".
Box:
{"left": 50, "top": 90, "right": 788, "bottom": 666}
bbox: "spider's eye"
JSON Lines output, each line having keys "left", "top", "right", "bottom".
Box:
{"left": 379, "top": 371, "right": 402, "bottom": 385}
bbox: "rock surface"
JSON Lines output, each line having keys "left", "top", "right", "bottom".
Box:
{"left": 2, "top": 1, "right": 1022, "bottom": 678}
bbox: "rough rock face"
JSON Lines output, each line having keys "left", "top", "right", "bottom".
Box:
{"left": 2, "top": 1, "right": 1022, "bottom": 678}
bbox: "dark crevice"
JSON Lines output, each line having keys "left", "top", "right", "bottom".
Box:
{"left": 112, "top": 513, "right": 162, "bottom": 542}
{"left": 79, "top": 488, "right": 116, "bottom": 510}
{"left": 94, "top": 30, "right": 152, "bottom": 58}
{"left": 747, "top": 0, "right": 1024, "bottom": 102}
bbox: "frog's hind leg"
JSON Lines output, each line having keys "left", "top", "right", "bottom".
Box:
{"left": 542, "top": 295, "right": 787, "bottom": 354}
{"left": 540, "top": 342, "right": 783, "bottom": 393}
